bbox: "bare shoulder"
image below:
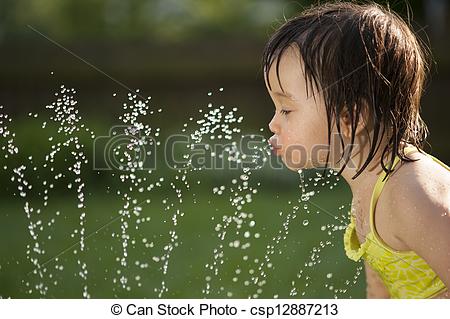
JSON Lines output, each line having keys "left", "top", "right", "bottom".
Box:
{"left": 380, "top": 150, "right": 450, "bottom": 290}
{"left": 383, "top": 150, "right": 450, "bottom": 246}
{"left": 387, "top": 150, "right": 450, "bottom": 209}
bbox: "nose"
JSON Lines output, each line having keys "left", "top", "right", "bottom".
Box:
{"left": 268, "top": 114, "right": 278, "bottom": 134}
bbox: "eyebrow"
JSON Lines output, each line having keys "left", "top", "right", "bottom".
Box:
{"left": 272, "top": 91, "right": 296, "bottom": 100}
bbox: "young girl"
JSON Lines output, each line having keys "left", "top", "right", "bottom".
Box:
{"left": 263, "top": 2, "right": 449, "bottom": 298}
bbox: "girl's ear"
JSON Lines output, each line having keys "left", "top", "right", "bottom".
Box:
{"left": 339, "top": 103, "right": 369, "bottom": 139}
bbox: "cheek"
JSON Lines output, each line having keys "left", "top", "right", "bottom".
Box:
{"left": 279, "top": 113, "right": 330, "bottom": 169}
{"left": 283, "top": 114, "right": 329, "bottom": 148}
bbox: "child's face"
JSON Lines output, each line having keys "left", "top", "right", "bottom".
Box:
{"left": 266, "top": 45, "right": 335, "bottom": 171}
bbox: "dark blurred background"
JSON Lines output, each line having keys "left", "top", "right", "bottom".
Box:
{"left": 1, "top": 0, "right": 449, "bottom": 151}
{"left": 0, "top": 0, "right": 449, "bottom": 298}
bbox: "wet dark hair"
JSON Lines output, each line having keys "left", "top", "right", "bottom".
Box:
{"left": 262, "top": 1, "right": 431, "bottom": 179}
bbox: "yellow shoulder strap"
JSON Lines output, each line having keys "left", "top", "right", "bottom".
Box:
{"left": 368, "top": 145, "right": 418, "bottom": 231}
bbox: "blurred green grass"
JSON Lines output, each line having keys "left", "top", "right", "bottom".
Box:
{"left": 0, "top": 175, "right": 365, "bottom": 298}
{"left": 0, "top": 111, "right": 367, "bottom": 299}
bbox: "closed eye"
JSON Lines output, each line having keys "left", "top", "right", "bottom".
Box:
{"left": 280, "top": 109, "right": 291, "bottom": 115}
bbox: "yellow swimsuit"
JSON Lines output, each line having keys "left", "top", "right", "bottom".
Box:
{"left": 343, "top": 146, "right": 448, "bottom": 298}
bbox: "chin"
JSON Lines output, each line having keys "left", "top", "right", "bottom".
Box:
{"left": 282, "top": 155, "right": 321, "bottom": 172}
{"left": 282, "top": 155, "right": 309, "bottom": 171}
{"left": 285, "top": 164, "right": 305, "bottom": 172}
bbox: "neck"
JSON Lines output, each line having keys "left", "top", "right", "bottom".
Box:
{"left": 340, "top": 154, "right": 381, "bottom": 200}
{"left": 337, "top": 136, "right": 390, "bottom": 202}
{"left": 338, "top": 145, "right": 382, "bottom": 221}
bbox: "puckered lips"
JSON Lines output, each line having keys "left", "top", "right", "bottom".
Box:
{"left": 268, "top": 136, "right": 282, "bottom": 155}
